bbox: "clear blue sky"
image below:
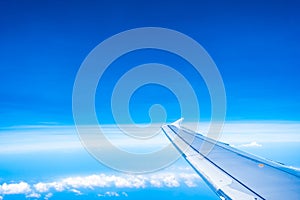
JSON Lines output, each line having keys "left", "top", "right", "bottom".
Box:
{"left": 0, "top": 0, "right": 300, "bottom": 126}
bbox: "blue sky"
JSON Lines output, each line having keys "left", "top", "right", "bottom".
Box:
{"left": 0, "top": 0, "right": 300, "bottom": 126}
{"left": 1, "top": 0, "right": 300, "bottom": 200}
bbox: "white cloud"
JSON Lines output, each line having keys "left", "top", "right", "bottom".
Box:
{"left": 98, "top": 191, "right": 128, "bottom": 197}
{"left": 33, "top": 182, "right": 64, "bottom": 193}
{"left": 69, "top": 189, "right": 82, "bottom": 195}
{"left": 44, "top": 192, "right": 53, "bottom": 200}
{"left": 50, "top": 182, "right": 64, "bottom": 192}
{"left": 122, "top": 192, "right": 128, "bottom": 197}
{"left": 0, "top": 124, "right": 170, "bottom": 154}
{"left": 105, "top": 191, "right": 119, "bottom": 197}
{"left": 149, "top": 178, "right": 162, "bottom": 187}
{"left": 150, "top": 174, "right": 179, "bottom": 187}
{"left": 40, "top": 173, "right": 185, "bottom": 191}
{"left": 34, "top": 183, "right": 49, "bottom": 193}
{"left": 1, "top": 122, "right": 299, "bottom": 156}
{"left": 0, "top": 196, "right": 3, "bottom": 200}
{"left": 0, "top": 182, "right": 31, "bottom": 195}
{"left": 61, "top": 174, "right": 146, "bottom": 189}
{"left": 238, "top": 141, "right": 262, "bottom": 148}
{"left": 26, "top": 192, "right": 41, "bottom": 198}
{"left": 0, "top": 171, "right": 200, "bottom": 199}
{"left": 179, "top": 173, "right": 199, "bottom": 187}
{"left": 184, "top": 121, "right": 300, "bottom": 143}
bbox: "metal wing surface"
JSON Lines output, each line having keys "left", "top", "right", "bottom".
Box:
{"left": 162, "top": 119, "right": 300, "bottom": 200}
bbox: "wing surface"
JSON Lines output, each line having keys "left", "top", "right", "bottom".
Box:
{"left": 162, "top": 119, "right": 300, "bottom": 200}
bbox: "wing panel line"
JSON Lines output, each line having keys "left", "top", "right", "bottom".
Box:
{"left": 181, "top": 126, "right": 300, "bottom": 178}
{"left": 166, "top": 125, "right": 265, "bottom": 200}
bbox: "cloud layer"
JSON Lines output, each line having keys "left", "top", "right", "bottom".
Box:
{"left": 0, "top": 171, "right": 200, "bottom": 199}
{"left": 1, "top": 122, "right": 300, "bottom": 155}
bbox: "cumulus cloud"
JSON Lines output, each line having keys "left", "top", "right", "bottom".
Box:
{"left": 0, "top": 182, "right": 31, "bottom": 195}
{"left": 179, "top": 173, "right": 199, "bottom": 187}
{"left": 31, "top": 172, "right": 196, "bottom": 193}
{"left": 149, "top": 174, "right": 179, "bottom": 187}
{"left": 0, "top": 172, "right": 200, "bottom": 199}
{"left": 33, "top": 173, "right": 193, "bottom": 192}
{"left": 34, "top": 183, "right": 49, "bottom": 193}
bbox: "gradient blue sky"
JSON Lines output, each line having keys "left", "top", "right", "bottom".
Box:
{"left": 0, "top": 0, "right": 300, "bottom": 126}
{"left": 1, "top": 1, "right": 300, "bottom": 200}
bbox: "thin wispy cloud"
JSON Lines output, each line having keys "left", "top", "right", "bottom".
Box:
{"left": 237, "top": 141, "right": 262, "bottom": 148}
{"left": 1, "top": 122, "right": 299, "bottom": 154}
{"left": 69, "top": 189, "right": 82, "bottom": 195}
{"left": 184, "top": 121, "right": 300, "bottom": 143}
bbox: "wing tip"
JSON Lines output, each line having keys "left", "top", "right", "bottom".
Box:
{"left": 170, "top": 118, "right": 184, "bottom": 128}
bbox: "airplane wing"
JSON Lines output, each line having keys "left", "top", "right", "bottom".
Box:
{"left": 162, "top": 119, "right": 300, "bottom": 200}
